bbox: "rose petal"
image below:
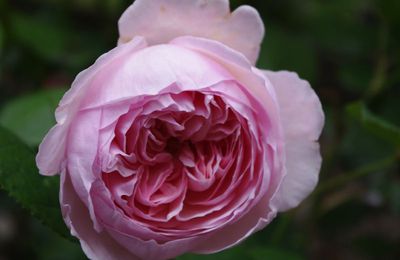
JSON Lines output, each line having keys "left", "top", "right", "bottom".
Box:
{"left": 171, "top": 36, "right": 282, "bottom": 145}
{"left": 172, "top": 36, "right": 285, "bottom": 178}
{"left": 90, "top": 180, "right": 210, "bottom": 260}
{"left": 36, "top": 37, "right": 147, "bottom": 176}
{"left": 192, "top": 194, "right": 276, "bottom": 253}
{"left": 77, "top": 44, "right": 233, "bottom": 110}
{"left": 67, "top": 109, "right": 102, "bottom": 206}
{"left": 263, "top": 70, "right": 324, "bottom": 211}
{"left": 118, "top": 0, "right": 264, "bottom": 64}
{"left": 35, "top": 124, "right": 68, "bottom": 176}
{"left": 60, "top": 171, "right": 136, "bottom": 260}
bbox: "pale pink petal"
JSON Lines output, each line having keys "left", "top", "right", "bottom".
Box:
{"left": 77, "top": 44, "right": 233, "bottom": 110}
{"left": 171, "top": 36, "right": 280, "bottom": 130}
{"left": 60, "top": 171, "right": 137, "bottom": 260}
{"left": 89, "top": 180, "right": 209, "bottom": 260}
{"left": 192, "top": 195, "right": 276, "bottom": 253}
{"left": 36, "top": 124, "right": 67, "bottom": 176}
{"left": 36, "top": 37, "right": 147, "bottom": 176}
{"left": 263, "top": 70, "right": 324, "bottom": 211}
{"left": 67, "top": 109, "right": 103, "bottom": 206}
{"left": 171, "top": 36, "right": 284, "bottom": 158}
{"left": 118, "top": 0, "right": 264, "bottom": 64}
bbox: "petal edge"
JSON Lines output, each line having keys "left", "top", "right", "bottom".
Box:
{"left": 118, "top": 0, "right": 264, "bottom": 64}
{"left": 263, "top": 70, "right": 324, "bottom": 211}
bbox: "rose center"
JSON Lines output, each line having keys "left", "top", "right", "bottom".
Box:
{"left": 165, "top": 137, "right": 181, "bottom": 155}
{"left": 101, "top": 91, "right": 260, "bottom": 234}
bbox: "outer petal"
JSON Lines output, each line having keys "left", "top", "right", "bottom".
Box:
{"left": 67, "top": 109, "right": 102, "bottom": 205}
{"left": 60, "top": 171, "right": 137, "bottom": 260}
{"left": 36, "top": 37, "right": 147, "bottom": 176}
{"left": 118, "top": 0, "right": 264, "bottom": 64}
{"left": 35, "top": 124, "right": 68, "bottom": 176}
{"left": 89, "top": 180, "right": 211, "bottom": 260}
{"left": 192, "top": 186, "right": 277, "bottom": 253}
{"left": 264, "top": 70, "right": 324, "bottom": 211}
{"left": 76, "top": 43, "right": 233, "bottom": 110}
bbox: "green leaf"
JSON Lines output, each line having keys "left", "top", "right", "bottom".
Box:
{"left": 0, "top": 22, "right": 4, "bottom": 54}
{"left": 11, "top": 13, "right": 70, "bottom": 61}
{"left": 0, "top": 126, "right": 72, "bottom": 240}
{"left": 346, "top": 101, "right": 400, "bottom": 146}
{"left": 388, "top": 182, "right": 400, "bottom": 215}
{"left": 31, "top": 218, "right": 85, "bottom": 260}
{"left": 178, "top": 246, "right": 247, "bottom": 260}
{"left": 338, "top": 62, "right": 373, "bottom": 94}
{"left": 0, "top": 88, "right": 66, "bottom": 147}
{"left": 257, "top": 24, "right": 317, "bottom": 84}
{"left": 248, "top": 247, "right": 304, "bottom": 260}
{"left": 179, "top": 245, "right": 303, "bottom": 260}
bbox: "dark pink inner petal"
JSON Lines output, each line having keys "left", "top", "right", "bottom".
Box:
{"left": 100, "top": 90, "right": 268, "bottom": 239}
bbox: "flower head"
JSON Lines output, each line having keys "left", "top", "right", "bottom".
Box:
{"left": 37, "top": 1, "right": 324, "bottom": 259}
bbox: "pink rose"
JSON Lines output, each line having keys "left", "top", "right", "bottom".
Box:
{"left": 36, "top": 0, "right": 324, "bottom": 259}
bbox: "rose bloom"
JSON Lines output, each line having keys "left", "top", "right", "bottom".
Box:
{"left": 36, "top": 0, "right": 324, "bottom": 259}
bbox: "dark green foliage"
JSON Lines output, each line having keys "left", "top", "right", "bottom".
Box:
{"left": 347, "top": 101, "right": 400, "bottom": 146}
{"left": 0, "top": 89, "right": 66, "bottom": 146}
{"left": 0, "top": 126, "right": 72, "bottom": 240}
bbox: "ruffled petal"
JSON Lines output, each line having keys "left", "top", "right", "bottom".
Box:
{"left": 118, "top": 0, "right": 264, "bottom": 64}
{"left": 36, "top": 37, "right": 147, "bottom": 176}
{"left": 192, "top": 195, "right": 276, "bottom": 253}
{"left": 77, "top": 43, "right": 233, "bottom": 110}
{"left": 90, "top": 179, "right": 209, "bottom": 260}
{"left": 60, "top": 171, "right": 137, "bottom": 260}
{"left": 36, "top": 124, "right": 68, "bottom": 176}
{"left": 171, "top": 36, "right": 284, "bottom": 160}
{"left": 67, "top": 109, "right": 103, "bottom": 205}
{"left": 263, "top": 70, "right": 324, "bottom": 211}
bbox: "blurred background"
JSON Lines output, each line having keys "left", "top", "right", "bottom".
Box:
{"left": 0, "top": 0, "right": 399, "bottom": 259}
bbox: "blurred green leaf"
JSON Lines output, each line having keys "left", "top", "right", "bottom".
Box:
{"left": 374, "top": 88, "right": 400, "bottom": 126}
{"left": 10, "top": 11, "right": 110, "bottom": 71}
{"left": 178, "top": 245, "right": 303, "bottom": 260}
{"left": 258, "top": 25, "right": 317, "bottom": 84}
{"left": 339, "top": 120, "right": 395, "bottom": 168}
{"left": 339, "top": 62, "right": 373, "bottom": 94}
{"left": 315, "top": 156, "right": 397, "bottom": 195}
{"left": 353, "top": 234, "right": 399, "bottom": 259}
{"left": 31, "top": 218, "right": 85, "bottom": 260}
{"left": 346, "top": 101, "right": 400, "bottom": 146}
{"left": 11, "top": 13, "right": 70, "bottom": 61}
{"left": 249, "top": 247, "right": 303, "bottom": 260}
{"left": 178, "top": 246, "right": 248, "bottom": 260}
{"left": 0, "top": 126, "right": 71, "bottom": 240}
{"left": 377, "top": 0, "right": 400, "bottom": 36}
{"left": 0, "top": 22, "right": 4, "bottom": 54}
{"left": 303, "top": 0, "right": 379, "bottom": 57}
{"left": 0, "top": 88, "right": 65, "bottom": 147}
{"left": 388, "top": 183, "right": 400, "bottom": 215}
